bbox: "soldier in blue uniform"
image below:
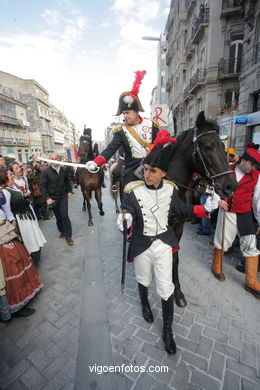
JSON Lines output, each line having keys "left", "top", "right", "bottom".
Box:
{"left": 86, "top": 71, "right": 160, "bottom": 185}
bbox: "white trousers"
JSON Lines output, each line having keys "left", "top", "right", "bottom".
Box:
{"left": 214, "top": 209, "right": 259, "bottom": 257}
{"left": 134, "top": 240, "right": 175, "bottom": 301}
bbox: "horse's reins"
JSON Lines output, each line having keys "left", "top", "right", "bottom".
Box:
{"left": 192, "top": 127, "right": 233, "bottom": 183}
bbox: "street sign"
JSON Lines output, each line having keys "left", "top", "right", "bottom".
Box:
{"left": 234, "top": 115, "right": 248, "bottom": 125}
{"left": 152, "top": 104, "right": 168, "bottom": 127}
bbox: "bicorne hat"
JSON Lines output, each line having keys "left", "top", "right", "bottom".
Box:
{"left": 83, "top": 127, "right": 92, "bottom": 136}
{"left": 144, "top": 129, "right": 177, "bottom": 172}
{"left": 241, "top": 142, "right": 260, "bottom": 165}
{"left": 116, "top": 70, "right": 146, "bottom": 116}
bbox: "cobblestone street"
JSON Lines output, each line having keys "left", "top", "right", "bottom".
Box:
{"left": 0, "top": 183, "right": 259, "bottom": 390}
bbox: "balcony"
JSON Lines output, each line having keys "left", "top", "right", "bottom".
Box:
{"left": 218, "top": 57, "right": 242, "bottom": 79}
{"left": 255, "top": 43, "right": 260, "bottom": 64}
{"left": 0, "top": 137, "right": 29, "bottom": 146}
{"left": 189, "top": 68, "right": 207, "bottom": 93}
{"left": 191, "top": 7, "right": 209, "bottom": 44}
{"left": 185, "top": 39, "right": 195, "bottom": 59}
{"left": 221, "top": 0, "right": 241, "bottom": 17}
{"left": 0, "top": 115, "right": 20, "bottom": 126}
{"left": 183, "top": 85, "right": 191, "bottom": 101}
{"left": 166, "top": 74, "right": 174, "bottom": 92}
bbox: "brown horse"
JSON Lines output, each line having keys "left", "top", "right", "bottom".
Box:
{"left": 78, "top": 139, "right": 105, "bottom": 226}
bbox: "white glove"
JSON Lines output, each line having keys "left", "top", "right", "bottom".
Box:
{"left": 86, "top": 161, "right": 98, "bottom": 171}
{"left": 117, "top": 213, "right": 133, "bottom": 231}
{"left": 204, "top": 193, "right": 220, "bottom": 213}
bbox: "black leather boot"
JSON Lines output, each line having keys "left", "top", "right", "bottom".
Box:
{"left": 162, "top": 295, "right": 176, "bottom": 354}
{"left": 138, "top": 283, "right": 154, "bottom": 323}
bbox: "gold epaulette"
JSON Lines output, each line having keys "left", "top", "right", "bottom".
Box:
{"left": 124, "top": 180, "right": 144, "bottom": 193}
{"left": 163, "top": 179, "right": 178, "bottom": 190}
{"left": 144, "top": 117, "right": 160, "bottom": 128}
{"left": 113, "top": 124, "right": 123, "bottom": 133}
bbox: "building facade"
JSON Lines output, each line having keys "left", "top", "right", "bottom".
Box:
{"left": 0, "top": 71, "right": 77, "bottom": 161}
{"left": 162, "top": 0, "right": 260, "bottom": 154}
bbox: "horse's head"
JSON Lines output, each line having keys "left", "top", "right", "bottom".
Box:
{"left": 191, "top": 111, "right": 237, "bottom": 197}
{"left": 78, "top": 139, "right": 91, "bottom": 162}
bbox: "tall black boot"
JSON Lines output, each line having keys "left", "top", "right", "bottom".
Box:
{"left": 162, "top": 294, "right": 176, "bottom": 354}
{"left": 138, "top": 283, "right": 154, "bottom": 323}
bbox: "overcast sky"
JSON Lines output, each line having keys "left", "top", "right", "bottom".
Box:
{"left": 0, "top": 0, "right": 170, "bottom": 141}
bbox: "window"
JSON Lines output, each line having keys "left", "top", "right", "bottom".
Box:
{"left": 224, "top": 90, "right": 239, "bottom": 109}
{"left": 253, "top": 92, "right": 260, "bottom": 112}
{"left": 229, "top": 37, "right": 243, "bottom": 73}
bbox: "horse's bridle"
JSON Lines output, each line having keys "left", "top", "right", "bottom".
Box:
{"left": 192, "top": 127, "right": 233, "bottom": 183}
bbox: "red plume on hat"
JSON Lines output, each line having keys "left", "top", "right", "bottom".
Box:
{"left": 149, "top": 129, "right": 177, "bottom": 153}
{"left": 131, "top": 70, "right": 146, "bottom": 96}
{"left": 144, "top": 129, "right": 177, "bottom": 172}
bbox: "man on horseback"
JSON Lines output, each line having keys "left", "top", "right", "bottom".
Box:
{"left": 117, "top": 130, "right": 220, "bottom": 354}
{"left": 85, "top": 71, "right": 160, "bottom": 186}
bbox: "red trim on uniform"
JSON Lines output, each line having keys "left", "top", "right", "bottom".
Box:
{"left": 139, "top": 116, "right": 143, "bottom": 123}
{"left": 193, "top": 205, "right": 209, "bottom": 218}
{"left": 172, "top": 247, "right": 179, "bottom": 254}
{"left": 94, "top": 155, "right": 106, "bottom": 166}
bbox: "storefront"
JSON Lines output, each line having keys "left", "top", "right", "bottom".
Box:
{"left": 247, "top": 111, "right": 260, "bottom": 144}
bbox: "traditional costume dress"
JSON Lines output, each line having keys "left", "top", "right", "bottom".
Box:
{"left": 0, "top": 204, "right": 43, "bottom": 321}
{"left": 2, "top": 187, "right": 46, "bottom": 255}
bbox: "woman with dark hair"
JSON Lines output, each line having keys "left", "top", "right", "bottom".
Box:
{"left": 0, "top": 170, "right": 46, "bottom": 262}
{"left": 0, "top": 178, "right": 43, "bottom": 320}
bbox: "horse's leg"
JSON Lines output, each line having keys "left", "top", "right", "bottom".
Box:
{"left": 81, "top": 188, "right": 86, "bottom": 211}
{"left": 95, "top": 189, "right": 105, "bottom": 216}
{"left": 85, "top": 192, "right": 93, "bottom": 226}
{"left": 171, "top": 219, "right": 187, "bottom": 307}
{"left": 115, "top": 197, "right": 120, "bottom": 213}
{"left": 172, "top": 252, "right": 187, "bottom": 307}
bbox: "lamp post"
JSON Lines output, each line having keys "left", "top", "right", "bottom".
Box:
{"left": 142, "top": 35, "right": 166, "bottom": 105}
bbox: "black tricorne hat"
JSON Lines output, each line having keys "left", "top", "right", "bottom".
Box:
{"left": 116, "top": 70, "right": 146, "bottom": 116}
{"left": 144, "top": 129, "right": 177, "bottom": 172}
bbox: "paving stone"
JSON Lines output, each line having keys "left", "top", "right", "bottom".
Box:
{"left": 175, "top": 335, "right": 198, "bottom": 353}
{"left": 141, "top": 342, "right": 166, "bottom": 363}
{"left": 135, "top": 328, "right": 159, "bottom": 344}
{"left": 179, "top": 311, "right": 195, "bottom": 327}
{"left": 182, "top": 349, "right": 208, "bottom": 372}
{"left": 203, "top": 327, "right": 228, "bottom": 343}
{"left": 20, "top": 367, "right": 46, "bottom": 390}
{"left": 28, "top": 349, "right": 53, "bottom": 371}
{"left": 147, "top": 357, "right": 174, "bottom": 385}
{"left": 241, "top": 342, "right": 257, "bottom": 369}
{"left": 217, "top": 315, "right": 231, "bottom": 334}
{"left": 0, "top": 360, "right": 30, "bottom": 389}
{"left": 241, "top": 378, "right": 260, "bottom": 390}
{"left": 190, "top": 367, "right": 221, "bottom": 390}
{"left": 223, "top": 369, "right": 241, "bottom": 390}
{"left": 228, "top": 327, "right": 243, "bottom": 349}
{"left": 188, "top": 323, "right": 203, "bottom": 343}
{"left": 226, "top": 358, "right": 258, "bottom": 382}
{"left": 195, "top": 336, "right": 213, "bottom": 359}
{"left": 170, "top": 360, "right": 191, "bottom": 390}
{"left": 208, "top": 351, "right": 225, "bottom": 380}
{"left": 119, "top": 324, "right": 137, "bottom": 341}
{"left": 214, "top": 340, "right": 240, "bottom": 360}
{"left": 195, "top": 314, "right": 217, "bottom": 328}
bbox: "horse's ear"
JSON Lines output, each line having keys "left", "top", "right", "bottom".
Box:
{"left": 196, "top": 111, "right": 206, "bottom": 128}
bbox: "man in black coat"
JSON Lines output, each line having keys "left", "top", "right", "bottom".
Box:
{"left": 40, "top": 153, "right": 73, "bottom": 245}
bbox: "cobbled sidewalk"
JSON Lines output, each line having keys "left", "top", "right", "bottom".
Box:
{"left": 0, "top": 184, "right": 259, "bottom": 390}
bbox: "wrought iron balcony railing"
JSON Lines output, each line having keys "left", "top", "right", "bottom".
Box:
{"left": 191, "top": 7, "right": 209, "bottom": 42}
{"left": 218, "top": 57, "right": 242, "bottom": 77}
{"left": 222, "top": 0, "right": 240, "bottom": 10}
{"left": 189, "top": 68, "right": 207, "bottom": 91}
